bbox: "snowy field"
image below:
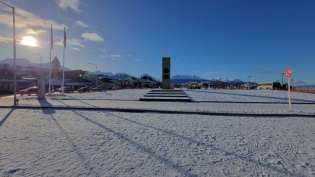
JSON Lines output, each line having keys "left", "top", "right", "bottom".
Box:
{"left": 184, "top": 89, "right": 315, "bottom": 103}
{"left": 6, "top": 89, "right": 314, "bottom": 115}
{"left": 46, "top": 89, "right": 315, "bottom": 103}
{"left": 1, "top": 89, "right": 315, "bottom": 176}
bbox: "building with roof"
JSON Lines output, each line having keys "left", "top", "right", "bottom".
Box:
{"left": 140, "top": 73, "right": 158, "bottom": 88}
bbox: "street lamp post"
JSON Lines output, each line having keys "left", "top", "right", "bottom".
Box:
{"left": 1, "top": 1, "right": 16, "bottom": 105}
{"left": 248, "top": 76, "right": 251, "bottom": 90}
{"left": 281, "top": 73, "right": 284, "bottom": 90}
{"left": 79, "top": 74, "right": 82, "bottom": 89}
{"left": 87, "top": 62, "right": 97, "bottom": 86}
{"left": 255, "top": 69, "right": 262, "bottom": 87}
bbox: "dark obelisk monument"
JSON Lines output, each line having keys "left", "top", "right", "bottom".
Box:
{"left": 162, "top": 57, "right": 171, "bottom": 89}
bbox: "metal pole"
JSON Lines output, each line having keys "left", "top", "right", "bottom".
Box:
{"left": 87, "top": 62, "right": 97, "bottom": 86}
{"left": 255, "top": 69, "right": 262, "bottom": 88}
{"left": 2, "top": 1, "right": 17, "bottom": 105}
{"left": 48, "top": 24, "right": 52, "bottom": 95}
{"left": 79, "top": 75, "right": 81, "bottom": 88}
{"left": 61, "top": 45, "right": 65, "bottom": 94}
{"left": 95, "top": 65, "right": 97, "bottom": 86}
{"left": 12, "top": 7, "right": 17, "bottom": 105}
{"left": 48, "top": 48, "right": 51, "bottom": 94}
{"left": 248, "top": 76, "right": 251, "bottom": 90}
{"left": 288, "top": 78, "right": 291, "bottom": 111}
{"left": 281, "top": 73, "right": 284, "bottom": 90}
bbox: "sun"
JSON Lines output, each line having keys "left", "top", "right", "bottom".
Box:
{"left": 21, "top": 36, "right": 38, "bottom": 47}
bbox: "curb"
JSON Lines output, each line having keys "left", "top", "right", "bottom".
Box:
{"left": 1, "top": 105, "right": 315, "bottom": 118}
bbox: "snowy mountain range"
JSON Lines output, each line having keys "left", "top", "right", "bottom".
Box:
{"left": 0, "top": 58, "right": 246, "bottom": 83}
{"left": 0, "top": 58, "right": 72, "bottom": 71}
{"left": 172, "top": 74, "right": 203, "bottom": 80}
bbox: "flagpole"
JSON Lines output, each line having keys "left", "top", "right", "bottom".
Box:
{"left": 62, "top": 27, "right": 66, "bottom": 95}
{"left": 48, "top": 24, "right": 53, "bottom": 95}
{"left": 49, "top": 44, "right": 51, "bottom": 94}
{"left": 62, "top": 48, "right": 65, "bottom": 95}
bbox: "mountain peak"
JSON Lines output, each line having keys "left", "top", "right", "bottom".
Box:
{"left": 172, "top": 75, "right": 203, "bottom": 80}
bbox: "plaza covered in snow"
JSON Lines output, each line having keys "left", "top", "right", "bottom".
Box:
{"left": 0, "top": 89, "right": 315, "bottom": 176}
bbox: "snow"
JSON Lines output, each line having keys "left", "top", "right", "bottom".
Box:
{"left": 11, "top": 89, "right": 315, "bottom": 115}
{"left": 1, "top": 89, "right": 315, "bottom": 176}
{"left": 30, "top": 89, "right": 315, "bottom": 104}
{"left": 184, "top": 89, "right": 315, "bottom": 103}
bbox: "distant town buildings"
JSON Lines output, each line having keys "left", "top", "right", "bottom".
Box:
{"left": 0, "top": 61, "right": 158, "bottom": 94}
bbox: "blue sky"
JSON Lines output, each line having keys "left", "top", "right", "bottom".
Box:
{"left": 0, "top": 0, "right": 314, "bottom": 84}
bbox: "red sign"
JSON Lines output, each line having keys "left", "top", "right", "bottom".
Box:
{"left": 285, "top": 68, "right": 292, "bottom": 78}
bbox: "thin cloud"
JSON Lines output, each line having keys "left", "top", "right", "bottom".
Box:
{"left": 98, "top": 48, "right": 106, "bottom": 52}
{"left": 205, "top": 71, "right": 228, "bottom": 75}
{"left": 25, "top": 28, "right": 47, "bottom": 36}
{"left": 126, "top": 54, "right": 132, "bottom": 57}
{"left": 0, "top": 5, "right": 66, "bottom": 30}
{"left": 110, "top": 54, "right": 121, "bottom": 60}
{"left": 101, "top": 55, "right": 107, "bottom": 58}
{"left": 260, "top": 70, "right": 280, "bottom": 74}
{"left": 110, "top": 54, "right": 121, "bottom": 58}
{"left": 81, "top": 32, "right": 103, "bottom": 42}
{"left": 75, "top": 20, "right": 88, "bottom": 27}
{"left": 71, "top": 47, "right": 80, "bottom": 51}
{"left": 56, "top": 0, "right": 82, "bottom": 13}
{"left": 56, "top": 38, "right": 85, "bottom": 48}
{"left": 0, "top": 35, "right": 13, "bottom": 43}
{"left": 134, "top": 59, "right": 140, "bottom": 61}
{"left": 193, "top": 70, "right": 201, "bottom": 73}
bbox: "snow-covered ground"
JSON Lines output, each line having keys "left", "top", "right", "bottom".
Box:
{"left": 1, "top": 89, "right": 315, "bottom": 176}
{"left": 5, "top": 89, "right": 314, "bottom": 115}
{"left": 184, "top": 89, "right": 315, "bottom": 103}
{"left": 42, "top": 89, "right": 315, "bottom": 103}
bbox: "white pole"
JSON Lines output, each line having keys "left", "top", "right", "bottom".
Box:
{"left": 48, "top": 49, "right": 52, "bottom": 94}
{"left": 0, "top": 1, "right": 16, "bottom": 105}
{"left": 12, "top": 7, "right": 17, "bottom": 105}
{"left": 62, "top": 27, "right": 66, "bottom": 93}
{"left": 62, "top": 46, "right": 65, "bottom": 94}
{"left": 48, "top": 24, "right": 52, "bottom": 95}
{"left": 288, "top": 78, "right": 291, "bottom": 111}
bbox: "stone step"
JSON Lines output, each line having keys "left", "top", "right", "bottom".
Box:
{"left": 139, "top": 89, "right": 190, "bottom": 102}
{"left": 139, "top": 97, "right": 191, "bottom": 102}
{"left": 147, "top": 92, "right": 186, "bottom": 95}
{"left": 143, "top": 94, "right": 188, "bottom": 97}
{"left": 149, "top": 89, "right": 183, "bottom": 92}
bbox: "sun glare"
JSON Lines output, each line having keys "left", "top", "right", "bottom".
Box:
{"left": 21, "top": 36, "right": 38, "bottom": 47}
